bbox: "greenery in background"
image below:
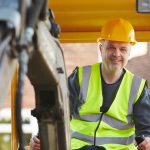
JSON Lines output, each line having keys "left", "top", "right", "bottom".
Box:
{"left": 0, "top": 133, "right": 11, "bottom": 150}
{"left": 0, "top": 133, "right": 31, "bottom": 150}
{"left": 0, "top": 118, "right": 30, "bottom": 124}
{"left": 0, "top": 119, "right": 31, "bottom": 150}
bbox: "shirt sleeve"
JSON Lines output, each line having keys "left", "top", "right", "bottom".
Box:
{"left": 133, "top": 85, "right": 150, "bottom": 137}
{"left": 68, "top": 67, "right": 80, "bottom": 117}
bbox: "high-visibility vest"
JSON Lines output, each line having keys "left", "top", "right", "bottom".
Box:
{"left": 70, "top": 63, "right": 146, "bottom": 150}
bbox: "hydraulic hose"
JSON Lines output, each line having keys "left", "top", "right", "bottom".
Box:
{"left": 26, "top": 0, "right": 45, "bottom": 29}
{"left": 15, "top": 49, "right": 29, "bottom": 150}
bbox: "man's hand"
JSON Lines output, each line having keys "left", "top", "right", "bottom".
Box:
{"left": 30, "top": 136, "right": 40, "bottom": 150}
{"left": 137, "top": 137, "right": 150, "bottom": 150}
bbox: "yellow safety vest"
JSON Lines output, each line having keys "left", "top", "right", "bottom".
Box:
{"left": 70, "top": 63, "right": 146, "bottom": 150}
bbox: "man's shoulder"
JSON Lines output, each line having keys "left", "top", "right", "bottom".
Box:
{"left": 69, "top": 62, "right": 101, "bottom": 79}
{"left": 125, "top": 68, "right": 146, "bottom": 81}
{"left": 124, "top": 68, "right": 147, "bottom": 89}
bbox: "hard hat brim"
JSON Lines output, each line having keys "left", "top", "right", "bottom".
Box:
{"left": 97, "top": 38, "right": 136, "bottom": 45}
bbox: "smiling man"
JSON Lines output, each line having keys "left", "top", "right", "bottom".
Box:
{"left": 69, "top": 18, "right": 150, "bottom": 150}
{"left": 30, "top": 18, "right": 150, "bottom": 150}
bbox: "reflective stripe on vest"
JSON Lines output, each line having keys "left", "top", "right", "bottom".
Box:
{"left": 71, "top": 130, "right": 134, "bottom": 145}
{"left": 79, "top": 65, "right": 91, "bottom": 105}
{"left": 77, "top": 114, "right": 133, "bottom": 130}
{"left": 128, "top": 75, "right": 143, "bottom": 114}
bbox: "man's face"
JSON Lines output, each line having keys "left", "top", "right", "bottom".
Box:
{"left": 100, "top": 40, "right": 131, "bottom": 73}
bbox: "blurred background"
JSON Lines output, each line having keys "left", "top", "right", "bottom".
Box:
{"left": 1, "top": 42, "right": 150, "bottom": 149}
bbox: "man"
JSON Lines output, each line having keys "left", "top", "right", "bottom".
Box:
{"left": 30, "top": 18, "right": 150, "bottom": 150}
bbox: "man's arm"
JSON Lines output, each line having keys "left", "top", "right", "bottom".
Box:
{"left": 133, "top": 85, "right": 150, "bottom": 137}
{"left": 68, "top": 67, "right": 80, "bottom": 118}
{"left": 133, "top": 85, "right": 150, "bottom": 150}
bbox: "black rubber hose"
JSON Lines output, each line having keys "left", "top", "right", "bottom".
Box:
{"left": 26, "top": 0, "right": 45, "bottom": 29}
{"left": 15, "top": 49, "right": 29, "bottom": 150}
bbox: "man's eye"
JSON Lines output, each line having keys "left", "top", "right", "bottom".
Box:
{"left": 108, "top": 46, "right": 116, "bottom": 50}
{"left": 120, "top": 48, "right": 127, "bottom": 52}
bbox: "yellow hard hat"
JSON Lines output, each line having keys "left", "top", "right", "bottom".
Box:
{"left": 98, "top": 18, "right": 136, "bottom": 45}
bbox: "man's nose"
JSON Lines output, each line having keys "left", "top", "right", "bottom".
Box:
{"left": 113, "top": 48, "right": 120, "bottom": 56}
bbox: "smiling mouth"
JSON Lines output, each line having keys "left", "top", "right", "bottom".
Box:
{"left": 111, "top": 59, "right": 120, "bottom": 62}
{"left": 111, "top": 59, "right": 122, "bottom": 64}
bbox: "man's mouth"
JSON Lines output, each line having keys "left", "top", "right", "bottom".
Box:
{"left": 111, "top": 59, "right": 121, "bottom": 63}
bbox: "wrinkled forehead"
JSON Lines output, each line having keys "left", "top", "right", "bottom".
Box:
{"left": 102, "top": 40, "right": 131, "bottom": 48}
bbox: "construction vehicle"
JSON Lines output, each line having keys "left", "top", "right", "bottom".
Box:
{"left": 0, "top": 0, "right": 150, "bottom": 150}
{"left": 0, "top": 0, "right": 70, "bottom": 149}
